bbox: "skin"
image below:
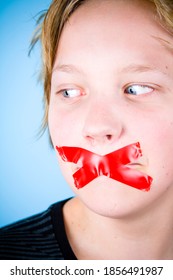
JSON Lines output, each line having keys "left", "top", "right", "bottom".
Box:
{"left": 48, "top": 0, "right": 173, "bottom": 259}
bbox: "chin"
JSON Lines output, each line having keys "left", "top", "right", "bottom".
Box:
{"left": 71, "top": 176, "right": 152, "bottom": 219}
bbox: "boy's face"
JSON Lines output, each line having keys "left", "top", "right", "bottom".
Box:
{"left": 49, "top": 0, "right": 173, "bottom": 217}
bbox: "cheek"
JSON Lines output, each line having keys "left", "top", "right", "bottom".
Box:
{"left": 58, "top": 158, "right": 75, "bottom": 187}
{"left": 126, "top": 106, "right": 173, "bottom": 190}
{"left": 147, "top": 118, "right": 173, "bottom": 159}
{"left": 48, "top": 105, "right": 81, "bottom": 146}
{"left": 142, "top": 117, "right": 173, "bottom": 188}
{"left": 131, "top": 106, "right": 173, "bottom": 153}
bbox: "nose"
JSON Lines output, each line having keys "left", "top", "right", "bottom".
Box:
{"left": 82, "top": 99, "right": 124, "bottom": 146}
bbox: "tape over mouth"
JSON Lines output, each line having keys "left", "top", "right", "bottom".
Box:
{"left": 56, "top": 142, "right": 153, "bottom": 191}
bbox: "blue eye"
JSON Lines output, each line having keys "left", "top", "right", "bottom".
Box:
{"left": 62, "top": 89, "right": 82, "bottom": 98}
{"left": 125, "top": 85, "right": 153, "bottom": 95}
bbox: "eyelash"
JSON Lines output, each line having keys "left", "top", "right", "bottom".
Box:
{"left": 124, "top": 84, "right": 154, "bottom": 96}
{"left": 56, "top": 83, "right": 156, "bottom": 102}
{"left": 57, "top": 88, "right": 84, "bottom": 99}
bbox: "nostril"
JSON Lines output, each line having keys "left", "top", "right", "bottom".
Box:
{"left": 106, "top": 135, "right": 112, "bottom": 140}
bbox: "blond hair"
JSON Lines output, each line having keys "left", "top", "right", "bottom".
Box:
{"left": 32, "top": 0, "right": 173, "bottom": 135}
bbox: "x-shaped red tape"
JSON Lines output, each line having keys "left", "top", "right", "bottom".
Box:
{"left": 56, "top": 142, "right": 152, "bottom": 191}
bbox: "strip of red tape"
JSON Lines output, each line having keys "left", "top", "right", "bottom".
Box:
{"left": 56, "top": 142, "right": 153, "bottom": 191}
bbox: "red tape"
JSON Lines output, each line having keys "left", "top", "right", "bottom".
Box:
{"left": 56, "top": 143, "right": 153, "bottom": 191}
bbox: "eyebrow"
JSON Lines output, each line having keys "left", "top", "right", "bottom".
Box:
{"left": 53, "top": 63, "right": 168, "bottom": 77}
{"left": 52, "top": 63, "right": 170, "bottom": 81}
{"left": 120, "top": 64, "right": 168, "bottom": 76}
{"left": 52, "top": 64, "right": 84, "bottom": 74}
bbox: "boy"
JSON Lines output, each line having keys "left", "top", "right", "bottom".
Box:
{"left": 1, "top": 0, "right": 173, "bottom": 259}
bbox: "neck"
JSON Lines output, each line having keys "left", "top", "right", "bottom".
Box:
{"left": 63, "top": 190, "right": 173, "bottom": 259}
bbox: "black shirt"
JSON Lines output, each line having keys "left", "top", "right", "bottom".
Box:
{"left": 0, "top": 198, "right": 77, "bottom": 260}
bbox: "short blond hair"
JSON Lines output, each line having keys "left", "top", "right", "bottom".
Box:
{"left": 32, "top": 0, "right": 173, "bottom": 134}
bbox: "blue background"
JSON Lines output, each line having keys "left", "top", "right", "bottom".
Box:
{"left": 0, "top": 0, "right": 73, "bottom": 227}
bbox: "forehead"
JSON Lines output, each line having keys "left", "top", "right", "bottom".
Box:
{"left": 54, "top": 0, "right": 173, "bottom": 73}
{"left": 68, "top": 0, "right": 156, "bottom": 28}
